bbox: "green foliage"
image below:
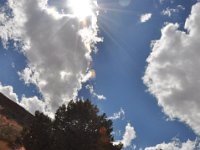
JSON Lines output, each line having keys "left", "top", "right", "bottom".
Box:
{"left": 22, "top": 100, "right": 123, "bottom": 150}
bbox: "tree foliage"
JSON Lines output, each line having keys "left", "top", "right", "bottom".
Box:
{"left": 21, "top": 100, "right": 123, "bottom": 150}
{"left": 22, "top": 111, "right": 53, "bottom": 150}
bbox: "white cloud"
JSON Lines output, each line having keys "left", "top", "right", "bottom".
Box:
{"left": 144, "top": 139, "right": 199, "bottom": 150}
{"left": 114, "top": 123, "right": 136, "bottom": 148}
{"left": 132, "top": 144, "right": 137, "bottom": 150}
{"left": 0, "top": 0, "right": 101, "bottom": 113}
{"left": 0, "top": 83, "right": 19, "bottom": 103}
{"left": 121, "top": 123, "right": 136, "bottom": 148}
{"left": 162, "top": 8, "right": 178, "bottom": 17}
{"left": 81, "top": 70, "right": 96, "bottom": 83}
{"left": 143, "top": 2, "right": 200, "bottom": 134}
{"left": 108, "top": 108, "right": 125, "bottom": 120}
{"left": 86, "top": 84, "right": 106, "bottom": 100}
{"left": 162, "top": 5, "right": 185, "bottom": 17}
{"left": 0, "top": 82, "right": 46, "bottom": 115}
{"left": 140, "top": 13, "right": 152, "bottom": 23}
{"left": 20, "top": 96, "right": 46, "bottom": 114}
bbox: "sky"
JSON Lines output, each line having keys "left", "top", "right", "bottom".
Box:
{"left": 0, "top": 0, "right": 200, "bottom": 149}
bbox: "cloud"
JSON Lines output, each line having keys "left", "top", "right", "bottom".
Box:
{"left": 114, "top": 123, "right": 136, "bottom": 148}
{"left": 144, "top": 139, "right": 199, "bottom": 150}
{"left": 82, "top": 70, "right": 96, "bottom": 83}
{"left": 143, "top": 2, "right": 200, "bottom": 134}
{"left": 0, "top": 82, "right": 46, "bottom": 114}
{"left": 140, "top": 13, "right": 152, "bottom": 23}
{"left": 0, "top": 0, "right": 101, "bottom": 113}
{"left": 20, "top": 96, "right": 46, "bottom": 114}
{"left": 108, "top": 108, "right": 125, "bottom": 120}
{"left": 121, "top": 123, "right": 136, "bottom": 148}
{"left": 0, "top": 83, "right": 19, "bottom": 103}
{"left": 162, "top": 5, "right": 185, "bottom": 17}
{"left": 86, "top": 84, "right": 106, "bottom": 100}
{"left": 48, "top": 0, "right": 68, "bottom": 11}
{"left": 162, "top": 8, "right": 178, "bottom": 17}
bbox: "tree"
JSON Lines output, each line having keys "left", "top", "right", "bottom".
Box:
{"left": 22, "top": 100, "right": 123, "bottom": 150}
{"left": 22, "top": 111, "right": 53, "bottom": 150}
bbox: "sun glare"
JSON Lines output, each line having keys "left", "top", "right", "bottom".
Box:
{"left": 68, "top": 0, "right": 94, "bottom": 21}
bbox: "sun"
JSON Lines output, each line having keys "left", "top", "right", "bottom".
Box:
{"left": 68, "top": 0, "right": 94, "bottom": 21}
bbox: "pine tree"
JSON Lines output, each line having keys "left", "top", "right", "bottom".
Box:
{"left": 22, "top": 100, "right": 123, "bottom": 150}
{"left": 22, "top": 111, "right": 53, "bottom": 150}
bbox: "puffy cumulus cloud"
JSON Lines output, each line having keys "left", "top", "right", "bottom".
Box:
{"left": 20, "top": 96, "right": 46, "bottom": 114}
{"left": 121, "top": 123, "right": 136, "bottom": 148}
{"left": 0, "top": 0, "right": 101, "bottom": 113}
{"left": 144, "top": 139, "right": 199, "bottom": 150}
{"left": 108, "top": 108, "right": 125, "bottom": 120}
{"left": 86, "top": 84, "right": 106, "bottom": 100}
{"left": 0, "top": 83, "right": 19, "bottom": 103}
{"left": 114, "top": 123, "right": 136, "bottom": 148}
{"left": 0, "top": 82, "right": 45, "bottom": 114}
{"left": 143, "top": 2, "right": 200, "bottom": 134}
{"left": 140, "top": 13, "right": 152, "bottom": 23}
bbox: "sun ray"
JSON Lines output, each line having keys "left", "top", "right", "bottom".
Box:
{"left": 99, "top": 20, "right": 123, "bottom": 51}
{"left": 98, "top": 14, "right": 137, "bottom": 62}
{"left": 99, "top": 7, "right": 135, "bottom": 14}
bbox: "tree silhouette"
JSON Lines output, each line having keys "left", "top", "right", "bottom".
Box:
{"left": 22, "top": 111, "right": 53, "bottom": 150}
{"left": 22, "top": 100, "right": 123, "bottom": 150}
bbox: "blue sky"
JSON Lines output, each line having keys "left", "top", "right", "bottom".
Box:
{"left": 0, "top": 0, "right": 200, "bottom": 149}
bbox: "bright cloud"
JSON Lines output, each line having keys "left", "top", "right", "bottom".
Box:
{"left": 68, "top": 0, "right": 94, "bottom": 20}
{"left": 143, "top": 2, "right": 200, "bottom": 134}
{"left": 20, "top": 96, "right": 46, "bottom": 115}
{"left": 114, "top": 123, "right": 136, "bottom": 148}
{"left": 140, "top": 13, "right": 152, "bottom": 23}
{"left": 0, "top": 83, "right": 19, "bottom": 103}
{"left": 0, "top": 82, "right": 46, "bottom": 114}
{"left": 82, "top": 70, "right": 96, "bottom": 83}
{"left": 0, "top": 0, "right": 101, "bottom": 113}
{"left": 86, "top": 84, "right": 106, "bottom": 100}
{"left": 108, "top": 108, "right": 125, "bottom": 120}
{"left": 145, "top": 139, "right": 199, "bottom": 150}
